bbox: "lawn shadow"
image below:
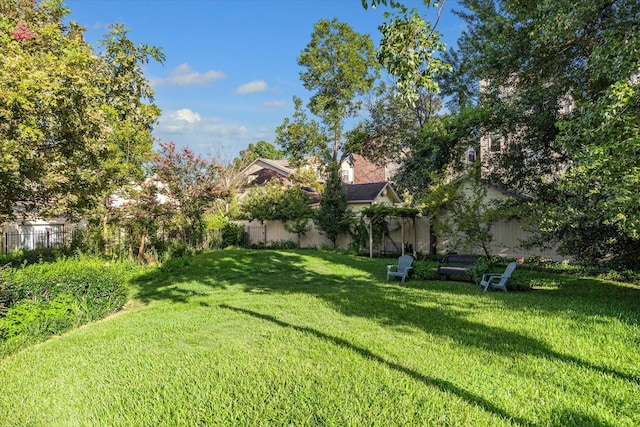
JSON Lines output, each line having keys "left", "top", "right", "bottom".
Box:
{"left": 135, "top": 250, "right": 639, "bottom": 386}
{"left": 220, "top": 304, "right": 538, "bottom": 427}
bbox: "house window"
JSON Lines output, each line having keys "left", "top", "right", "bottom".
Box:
{"left": 467, "top": 147, "right": 476, "bottom": 163}
{"left": 341, "top": 169, "right": 350, "bottom": 182}
{"left": 489, "top": 135, "right": 502, "bottom": 153}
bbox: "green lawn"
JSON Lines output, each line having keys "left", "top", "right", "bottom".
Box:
{"left": 1, "top": 249, "right": 639, "bottom": 426}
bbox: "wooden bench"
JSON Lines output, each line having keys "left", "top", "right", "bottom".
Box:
{"left": 436, "top": 254, "right": 477, "bottom": 280}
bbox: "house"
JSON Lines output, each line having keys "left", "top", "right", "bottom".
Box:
{"left": 339, "top": 154, "right": 399, "bottom": 184}
{"left": 344, "top": 181, "right": 401, "bottom": 211}
{"left": 1, "top": 203, "right": 84, "bottom": 254}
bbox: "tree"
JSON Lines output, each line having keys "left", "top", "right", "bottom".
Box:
{"left": 448, "top": 0, "right": 640, "bottom": 261}
{"left": 345, "top": 81, "right": 442, "bottom": 166}
{"left": 112, "top": 181, "right": 168, "bottom": 263}
{"left": 277, "top": 18, "right": 379, "bottom": 164}
{"left": 424, "top": 178, "right": 507, "bottom": 259}
{"left": 314, "top": 162, "right": 349, "bottom": 248}
{"left": 362, "top": 0, "right": 451, "bottom": 109}
{"left": 241, "top": 182, "right": 313, "bottom": 246}
{"left": 150, "top": 141, "right": 225, "bottom": 248}
{"left": 0, "top": 0, "right": 163, "bottom": 221}
{"left": 236, "top": 141, "right": 284, "bottom": 165}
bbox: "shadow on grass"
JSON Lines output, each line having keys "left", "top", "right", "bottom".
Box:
{"left": 134, "top": 249, "right": 639, "bottom": 387}
{"left": 220, "top": 304, "right": 538, "bottom": 427}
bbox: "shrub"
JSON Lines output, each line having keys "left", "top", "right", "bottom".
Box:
{"left": 467, "top": 257, "right": 490, "bottom": 285}
{"left": 507, "top": 270, "right": 557, "bottom": 290}
{"left": 0, "top": 255, "right": 147, "bottom": 357}
{"left": 6, "top": 256, "right": 143, "bottom": 320}
{"left": 268, "top": 240, "right": 298, "bottom": 250}
{"left": 412, "top": 260, "right": 439, "bottom": 280}
{"left": 221, "top": 223, "right": 249, "bottom": 248}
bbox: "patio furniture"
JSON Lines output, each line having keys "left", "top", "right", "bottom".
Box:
{"left": 480, "top": 262, "right": 517, "bottom": 292}
{"left": 436, "top": 254, "right": 477, "bottom": 280}
{"left": 387, "top": 255, "right": 414, "bottom": 283}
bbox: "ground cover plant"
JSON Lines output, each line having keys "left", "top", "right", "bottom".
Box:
{"left": 0, "top": 249, "right": 638, "bottom": 426}
{"left": 0, "top": 255, "right": 148, "bottom": 357}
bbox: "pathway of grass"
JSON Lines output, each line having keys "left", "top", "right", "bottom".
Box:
{"left": 1, "top": 249, "right": 638, "bottom": 426}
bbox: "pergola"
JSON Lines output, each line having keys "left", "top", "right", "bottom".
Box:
{"left": 360, "top": 205, "right": 421, "bottom": 258}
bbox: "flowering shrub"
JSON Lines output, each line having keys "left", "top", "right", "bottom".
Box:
{"left": 13, "top": 21, "right": 34, "bottom": 41}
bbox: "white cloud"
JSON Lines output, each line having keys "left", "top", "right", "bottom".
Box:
{"left": 235, "top": 80, "right": 268, "bottom": 94}
{"left": 263, "top": 100, "right": 286, "bottom": 108}
{"left": 154, "top": 108, "right": 272, "bottom": 158}
{"left": 158, "top": 108, "right": 202, "bottom": 133}
{"left": 152, "top": 63, "right": 226, "bottom": 87}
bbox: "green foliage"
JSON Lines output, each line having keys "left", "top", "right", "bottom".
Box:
{"left": 236, "top": 141, "right": 284, "bottom": 165}
{"left": 375, "top": 1, "right": 451, "bottom": 109}
{"left": 241, "top": 182, "right": 313, "bottom": 238}
{"left": 411, "top": 260, "right": 439, "bottom": 280}
{"left": 220, "top": 223, "right": 249, "bottom": 248}
{"left": 0, "top": 3, "right": 163, "bottom": 220}
{"left": 447, "top": 0, "right": 640, "bottom": 262}
{"left": 6, "top": 257, "right": 134, "bottom": 318}
{"left": 0, "top": 293, "right": 77, "bottom": 342}
{"left": 466, "top": 257, "right": 490, "bottom": 286}
{"left": 314, "top": 162, "right": 349, "bottom": 247}
{"left": 277, "top": 19, "right": 378, "bottom": 163}
{"left": 150, "top": 141, "right": 225, "bottom": 249}
{"left": 425, "top": 178, "right": 510, "bottom": 258}
{"left": 0, "top": 255, "right": 146, "bottom": 357}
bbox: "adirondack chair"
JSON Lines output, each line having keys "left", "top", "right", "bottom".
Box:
{"left": 386, "top": 255, "right": 414, "bottom": 283}
{"left": 480, "top": 262, "right": 517, "bottom": 292}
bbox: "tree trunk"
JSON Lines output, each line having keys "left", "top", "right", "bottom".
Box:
{"left": 138, "top": 233, "right": 146, "bottom": 264}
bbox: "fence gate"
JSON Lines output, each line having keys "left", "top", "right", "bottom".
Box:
{"left": 245, "top": 224, "right": 267, "bottom": 246}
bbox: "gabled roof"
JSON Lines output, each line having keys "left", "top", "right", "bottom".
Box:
{"left": 344, "top": 181, "right": 401, "bottom": 204}
{"left": 239, "top": 158, "right": 294, "bottom": 179}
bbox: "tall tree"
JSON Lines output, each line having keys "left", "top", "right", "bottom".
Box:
{"left": 236, "top": 141, "right": 284, "bottom": 165}
{"left": 277, "top": 18, "right": 379, "bottom": 164}
{"left": 448, "top": 0, "right": 640, "bottom": 261}
{"left": 0, "top": 0, "right": 163, "bottom": 220}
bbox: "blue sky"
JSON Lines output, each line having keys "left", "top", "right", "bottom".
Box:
{"left": 64, "top": 0, "right": 466, "bottom": 161}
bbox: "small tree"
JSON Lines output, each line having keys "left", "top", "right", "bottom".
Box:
{"left": 280, "top": 186, "right": 313, "bottom": 246}
{"left": 112, "top": 182, "right": 168, "bottom": 263}
{"left": 241, "top": 181, "right": 313, "bottom": 247}
{"left": 425, "top": 178, "right": 506, "bottom": 259}
{"left": 151, "top": 141, "right": 225, "bottom": 249}
{"left": 314, "top": 162, "right": 349, "bottom": 248}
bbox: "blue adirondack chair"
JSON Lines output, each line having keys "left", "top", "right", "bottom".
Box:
{"left": 386, "top": 255, "right": 414, "bottom": 283}
{"left": 480, "top": 262, "right": 517, "bottom": 292}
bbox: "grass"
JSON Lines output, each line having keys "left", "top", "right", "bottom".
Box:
{"left": 0, "top": 249, "right": 639, "bottom": 426}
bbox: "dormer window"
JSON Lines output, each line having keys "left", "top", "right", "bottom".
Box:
{"left": 341, "top": 169, "right": 350, "bottom": 182}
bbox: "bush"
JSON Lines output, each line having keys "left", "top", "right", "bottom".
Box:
{"left": 467, "top": 257, "right": 491, "bottom": 286}
{"left": 0, "top": 247, "right": 70, "bottom": 268}
{"left": 221, "top": 223, "right": 249, "bottom": 248}
{"left": 268, "top": 240, "right": 298, "bottom": 250}
{"left": 507, "top": 270, "right": 557, "bottom": 291}
{"left": 0, "top": 255, "right": 147, "bottom": 357}
{"left": 412, "top": 260, "right": 439, "bottom": 280}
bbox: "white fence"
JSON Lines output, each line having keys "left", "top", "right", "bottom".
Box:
{"left": 236, "top": 217, "right": 563, "bottom": 259}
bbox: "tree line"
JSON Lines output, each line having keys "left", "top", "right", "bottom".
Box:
{"left": 2, "top": 0, "right": 638, "bottom": 263}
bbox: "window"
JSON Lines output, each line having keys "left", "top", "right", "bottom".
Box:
{"left": 489, "top": 135, "right": 502, "bottom": 153}
{"left": 341, "top": 169, "right": 350, "bottom": 182}
{"left": 467, "top": 147, "right": 476, "bottom": 163}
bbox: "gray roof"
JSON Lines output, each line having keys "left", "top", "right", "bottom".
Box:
{"left": 345, "top": 181, "right": 399, "bottom": 203}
